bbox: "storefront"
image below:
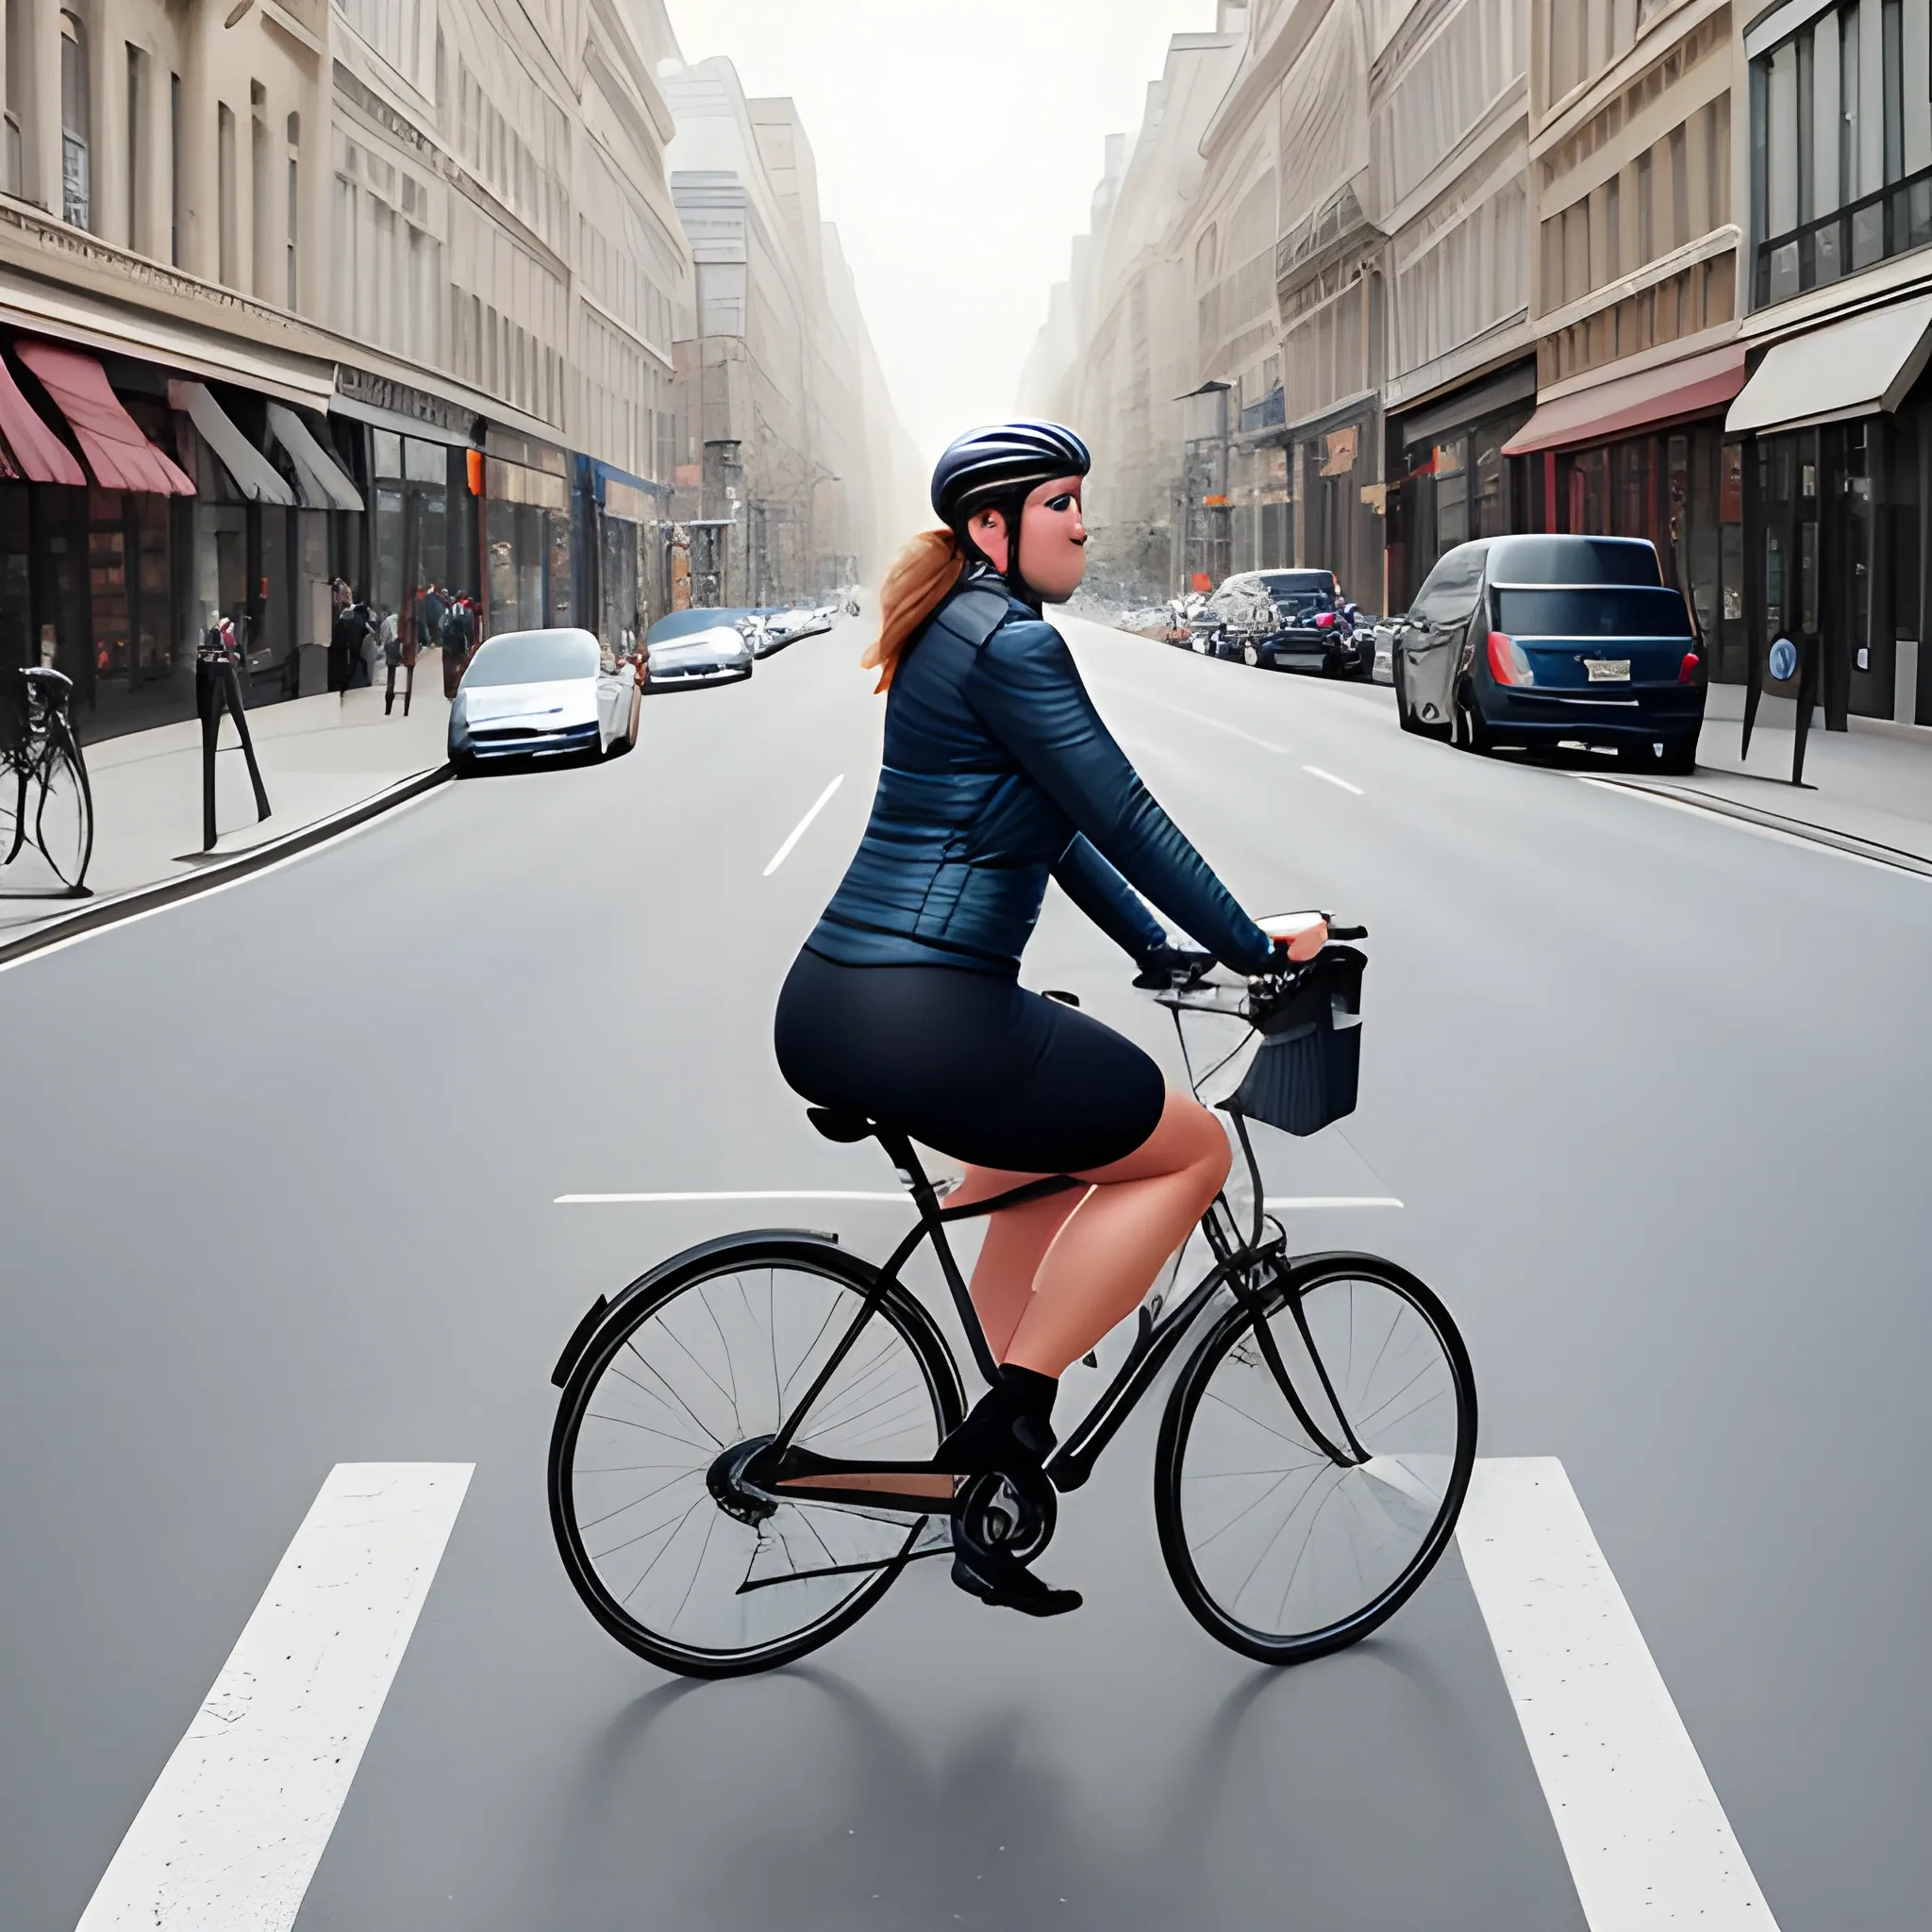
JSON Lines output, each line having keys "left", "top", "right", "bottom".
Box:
{"left": 587, "top": 461, "right": 665, "bottom": 656}
{"left": 1505, "top": 345, "right": 1749, "bottom": 684}
{"left": 1291, "top": 397, "right": 1381, "bottom": 609}
{"left": 1388, "top": 361, "right": 1536, "bottom": 613}
{"left": 1727, "top": 295, "right": 1932, "bottom": 726}
{"left": 482, "top": 430, "right": 576, "bottom": 638}
{"left": 0, "top": 338, "right": 197, "bottom": 740}
{"left": 1228, "top": 433, "right": 1291, "bottom": 576}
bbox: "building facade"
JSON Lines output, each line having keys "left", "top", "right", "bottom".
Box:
{"left": 663, "top": 59, "right": 905, "bottom": 608}
{"left": 0, "top": 0, "right": 908, "bottom": 744}
{"left": 1031, "top": 0, "right": 1925, "bottom": 727}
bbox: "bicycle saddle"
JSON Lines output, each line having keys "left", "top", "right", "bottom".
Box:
{"left": 806, "top": 1106, "right": 874, "bottom": 1143}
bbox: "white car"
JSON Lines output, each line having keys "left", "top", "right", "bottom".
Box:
{"left": 644, "top": 616, "right": 756, "bottom": 688}
{"left": 448, "top": 627, "right": 638, "bottom": 774}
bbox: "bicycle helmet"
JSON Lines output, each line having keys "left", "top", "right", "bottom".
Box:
{"left": 931, "top": 420, "right": 1091, "bottom": 599}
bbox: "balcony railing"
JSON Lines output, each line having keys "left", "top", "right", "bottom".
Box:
{"left": 1755, "top": 164, "right": 1932, "bottom": 308}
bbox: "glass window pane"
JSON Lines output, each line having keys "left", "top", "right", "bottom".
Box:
{"left": 1769, "top": 45, "right": 1799, "bottom": 235}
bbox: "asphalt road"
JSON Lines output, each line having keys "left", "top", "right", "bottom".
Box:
{"left": 4, "top": 611, "right": 1929, "bottom": 1930}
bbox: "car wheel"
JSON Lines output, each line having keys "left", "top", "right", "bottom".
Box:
{"left": 450, "top": 751, "right": 477, "bottom": 778}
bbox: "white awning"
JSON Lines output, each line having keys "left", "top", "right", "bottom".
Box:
{"left": 266, "top": 402, "right": 364, "bottom": 512}
{"left": 168, "top": 380, "right": 296, "bottom": 505}
{"left": 1726, "top": 294, "right": 1932, "bottom": 437}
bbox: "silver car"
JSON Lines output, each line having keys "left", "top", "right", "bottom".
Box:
{"left": 644, "top": 616, "right": 756, "bottom": 688}
{"left": 449, "top": 627, "right": 639, "bottom": 774}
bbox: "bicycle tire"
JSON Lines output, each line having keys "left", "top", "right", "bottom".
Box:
{"left": 36, "top": 724, "right": 92, "bottom": 887}
{"left": 1154, "top": 1253, "right": 1475, "bottom": 1665}
{"left": 550, "top": 1233, "right": 964, "bottom": 1679}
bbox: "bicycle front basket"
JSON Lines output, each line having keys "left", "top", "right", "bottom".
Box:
{"left": 1228, "top": 945, "right": 1365, "bottom": 1138}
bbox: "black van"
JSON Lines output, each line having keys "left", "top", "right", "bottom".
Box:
{"left": 1391, "top": 536, "right": 1704, "bottom": 774}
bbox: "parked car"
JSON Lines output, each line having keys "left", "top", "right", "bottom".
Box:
{"left": 758, "top": 604, "right": 840, "bottom": 648}
{"left": 643, "top": 610, "right": 756, "bottom": 688}
{"left": 449, "top": 627, "right": 639, "bottom": 774}
{"left": 1391, "top": 535, "right": 1703, "bottom": 773}
{"left": 1204, "top": 569, "right": 1372, "bottom": 675}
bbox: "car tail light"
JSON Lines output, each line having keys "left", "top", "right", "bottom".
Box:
{"left": 1314, "top": 611, "right": 1336, "bottom": 629}
{"left": 1678, "top": 651, "right": 1702, "bottom": 684}
{"left": 1487, "top": 630, "right": 1534, "bottom": 687}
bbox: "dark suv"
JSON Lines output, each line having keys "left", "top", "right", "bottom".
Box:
{"left": 1391, "top": 535, "right": 1704, "bottom": 774}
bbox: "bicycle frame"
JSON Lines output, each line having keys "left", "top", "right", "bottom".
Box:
{"left": 753, "top": 1102, "right": 1305, "bottom": 1510}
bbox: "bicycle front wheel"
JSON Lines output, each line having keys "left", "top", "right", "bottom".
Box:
{"left": 36, "top": 727, "right": 92, "bottom": 887}
{"left": 550, "top": 1235, "right": 964, "bottom": 1678}
{"left": 1155, "top": 1255, "right": 1475, "bottom": 1664}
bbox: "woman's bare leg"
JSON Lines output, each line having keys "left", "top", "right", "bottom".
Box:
{"left": 946, "top": 1166, "right": 1089, "bottom": 1361}
{"left": 1001, "top": 1091, "right": 1229, "bottom": 1377}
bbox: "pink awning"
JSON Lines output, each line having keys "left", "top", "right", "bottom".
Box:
{"left": 1502, "top": 346, "right": 1748, "bottom": 456}
{"left": 0, "top": 354, "right": 85, "bottom": 486}
{"left": 15, "top": 341, "right": 193, "bottom": 494}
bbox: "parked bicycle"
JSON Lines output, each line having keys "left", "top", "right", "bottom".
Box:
{"left": 547, "top": 924, "right": 1475, "bottom": 1678}
{"left": 1, "top": 665, "right": 93, "bottom": 891}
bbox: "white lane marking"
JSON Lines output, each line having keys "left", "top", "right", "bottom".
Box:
{"left": 1262, "top": 1194, "right": 1402, "bottom": 1209}
{"left": 77, "top": 1462, "right": 474, "bottom": 1932}
{"left": 558, "top": 1190, "right": 908, "bottom": 1205}
{"left": 1457, "top": 1457, "right": 1779, "bottom": 1930}
{"left": 0, "top": 784, "right": 447, "bottom": 980}
{"left": 1088, "top": 679, "right": 1290, "bottom": 754}
{"left": 762, "top": 773, "right": 844, "bottom": 875}
{"left": 560, "top": 1191, "right": 1402, "bottom": 1209}
{"left": 1302, "top": 765, "right": 1363, "bottom": 795}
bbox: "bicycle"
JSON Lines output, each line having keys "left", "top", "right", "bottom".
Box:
{"left": 546, "top": 925, "right": 1476, "bottom": 1678}
{"left": 0, "top": 665, "right": 93, "bottom": 891}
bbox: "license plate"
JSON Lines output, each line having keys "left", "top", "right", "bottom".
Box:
{"left": 1585, "top": 658, "right": 1631, "bottom": 682}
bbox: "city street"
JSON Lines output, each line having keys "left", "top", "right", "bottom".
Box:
{"left": 5, "top": 610, "right": 1929, "bottom": 1930}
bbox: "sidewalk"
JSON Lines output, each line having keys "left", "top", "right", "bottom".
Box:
{"left": 0, "top": 658, "right": 453, "bottom": 944}
{"left": 1633, "top": 683, "right": 1932, "bottom": 870}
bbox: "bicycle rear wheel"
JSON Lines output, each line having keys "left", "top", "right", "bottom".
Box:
{"left": 550, "top": 1235, "right": 964, "bottom": 1678}
{"left": 36, "top": 727, "right": 92, "bottom": 887}
{"left": 1155, "top": 1254, "right": 1475, "bottom": 1664}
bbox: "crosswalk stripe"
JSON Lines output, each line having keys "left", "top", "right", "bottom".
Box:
{"left": 75, "top": 1462, "right": 474, "bottom": 1932}
{"left": 1458, "top": 1457, "right": 1779, "bottom": 1929}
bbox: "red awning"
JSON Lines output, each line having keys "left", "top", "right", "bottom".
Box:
{"left": 1502, "top": 346, "right": 1748, "bottom": 457}
{"left": 15, "top": 341, "right": 193, "bottom": 494}
{"left": 0, "top": 354, "right": 85, "bottom": 485}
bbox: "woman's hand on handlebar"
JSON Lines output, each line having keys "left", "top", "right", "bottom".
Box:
{"left": 1133, "top": 941, "right": 1216, "bottom": 989}
{"left": 1276, "top": 919, "right": 1328, "bottom": 965}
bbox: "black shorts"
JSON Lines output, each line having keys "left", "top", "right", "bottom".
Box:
{"left": 774, "top": 948, "right": 1166, "bottom": 1174}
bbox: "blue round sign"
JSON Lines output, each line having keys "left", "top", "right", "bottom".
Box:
{"left": 1769, "top": 636, "right": 1799, "bottom": 682}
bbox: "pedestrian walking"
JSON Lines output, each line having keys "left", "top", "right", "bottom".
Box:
{"left": 328, "top": 590, "right": 375, "bottom": 694}
{"left": 441, "top": 595, "right": 477, "bottom": 699}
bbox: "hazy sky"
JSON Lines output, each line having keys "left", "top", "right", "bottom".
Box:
{"left": 660, "top": 0, "right": 1225, "bottom": 489}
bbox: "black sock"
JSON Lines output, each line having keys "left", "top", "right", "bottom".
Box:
{"left": 998, "top": 1365, "right": 1058, "bottom": 1457}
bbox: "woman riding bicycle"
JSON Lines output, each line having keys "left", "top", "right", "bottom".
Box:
{"left": 774, "top": 421, "right": 1324, "bottom": 1617}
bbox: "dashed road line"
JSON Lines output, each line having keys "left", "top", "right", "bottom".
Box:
{"left": 762, "top": 773, "right": 844, "bottom": 875}
{"left": 76, "top": 1462, "right": 474, "bottom": 1932}
{"left": 1302, "top": 765, "right": 1363, "bottom": 795}
{"left": 1458, "top": 1457, "right": 1779, "bottom": 1930}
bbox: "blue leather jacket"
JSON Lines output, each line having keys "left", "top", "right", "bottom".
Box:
{"left": 808, "top": 567, "right": 1275, "bottom": 977}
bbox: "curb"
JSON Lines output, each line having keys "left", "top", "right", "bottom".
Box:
{"left": 1589, "top": 774, "right": 1932, "bottom": 878}
{"left": 0, "top": 763, "right": 453, "bottom": 970}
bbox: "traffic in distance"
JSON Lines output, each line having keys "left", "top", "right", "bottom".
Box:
{"left": 1127, "top": 533, "right": 1707, "bottom": 774}
{"left": 446, "top": 593, "right": 857, "bottom": 767}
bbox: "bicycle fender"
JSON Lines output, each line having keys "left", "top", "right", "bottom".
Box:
{"left": 548, "top": 1226, "right": 842, "bottom": 1388}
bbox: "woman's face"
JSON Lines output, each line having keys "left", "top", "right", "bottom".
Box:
{"left": 973, "top": 476, "right": 1088, "bottom": 602}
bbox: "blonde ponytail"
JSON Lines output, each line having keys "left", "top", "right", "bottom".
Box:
{"left": 859, "top": 528, "right": 965, "bottom": 693}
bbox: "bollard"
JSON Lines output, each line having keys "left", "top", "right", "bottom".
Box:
{"left": 197, "top": 633, "right": 272, "bottom": 852}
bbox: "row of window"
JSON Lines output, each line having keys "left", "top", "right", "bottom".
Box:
{"left": 1541, "top": 97, "right": 1729, "bottom": 311}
